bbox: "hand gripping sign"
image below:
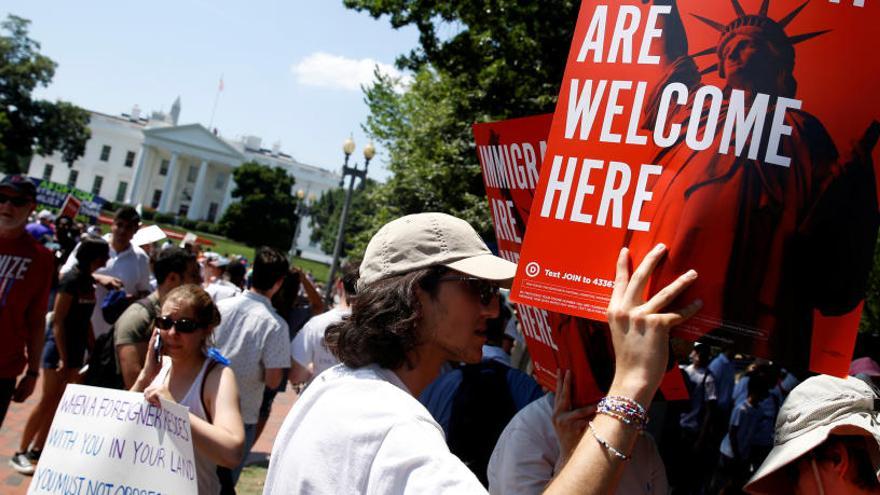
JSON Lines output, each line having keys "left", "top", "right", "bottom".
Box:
{"left": 475, "top": 114, "right": 687, "bottom": 406}
{"left": 510, "top": 0, "right": 880, "bottom": 377}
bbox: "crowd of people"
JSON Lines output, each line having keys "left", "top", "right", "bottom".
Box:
{"left": 2, "top": 172, "right": 880, "bottom": 495}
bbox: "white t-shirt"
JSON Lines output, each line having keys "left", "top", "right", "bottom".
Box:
{"left": 61, "top": 241, "right": 151, "bottom": 337}
{"left": 263, "top": 364, "right": 486, "bottom": 494}
{"left": 212, "top": 291, "right": 290, "bottom": 424}
{"left": 488, "top": 394, "right": 668, "bottom": 495}
{"left": 680, "top": 364, "right": 718, "bottom": 431}
{"left": 205, "top": 279, "right": 241, "bottom": 304}
{"left": 290, "top": 307, "right": 349, "bottom": 377}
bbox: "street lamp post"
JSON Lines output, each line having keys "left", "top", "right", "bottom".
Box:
{"left": 289, "top": 189, "right": 313, "bottom": 260}
{"left": 324, "top": 136, "right": 375, "bottom": 303}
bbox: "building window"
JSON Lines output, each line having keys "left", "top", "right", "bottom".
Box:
{"left": 151, "top": 190, "right": 162, "bottom": 209}
{"left": 186, "top": 165, "right": 198, "bottom": 183}
{"left": 159, "top": 159, "right": 169, "bottom": 176}
{"left": 207, "top": 203, "right": 219, "bottom": 223}
{"left": 116, "top": 182, "right": 128, "bottom": 202}
{"left": 42, "top": 164, "right": 54, "bottom": 181}
{"left": 178, "top": 203, "right": 189, "bottom": 217}
{"left": 214, "top": 173, "right": 226, "bottom": 190}
{"left": 100, "top": 145, "right": 111, "bottom": 162}
{"left": 124, "top": 151, "right": 136, "bottom": 168}
{"left": 92, "top": 176, "right": 104, "bottom": 195}
{"left": 67, "top": 170, "right": 79, "bottom": 188}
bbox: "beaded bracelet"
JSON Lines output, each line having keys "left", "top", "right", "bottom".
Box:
{"left": 588, "top": 421, "right": 630, "bottom": 461}
{"left": 597, "top": 396, "right": 648, "bottom": 430}
{"left": 598, "top": 409, "right": 647, "bottom": 433}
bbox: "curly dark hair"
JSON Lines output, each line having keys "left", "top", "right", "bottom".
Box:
{"left": 325, "top": 266, "right": 446, "bottom": 370}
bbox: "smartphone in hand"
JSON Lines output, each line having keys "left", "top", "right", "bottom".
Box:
{"left": 153, "top": 334, "right": 163, "bottom": 363}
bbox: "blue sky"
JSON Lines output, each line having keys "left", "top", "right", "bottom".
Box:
{"left": 4, "top": 0, "right": 420, "bottom": 180}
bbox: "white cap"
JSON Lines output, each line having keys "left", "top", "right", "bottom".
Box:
{"left": 37, "top": 209, "right": 55, "bottom": 221}
{"left": 132, "top": 225, "right": 167, "bottom": 247}
{"left": 180, "top": 232, "right": 198, "bottom": 247}
{"left": 358, "top": 212, "right": 517, "bottom": 291}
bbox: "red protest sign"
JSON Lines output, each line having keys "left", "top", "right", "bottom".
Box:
{"left": 511, "top": 0, "right": 880, "bottom": 377}
{"left": 474, "top": 114, "right": 613, "bottom": 406}
{"left": 59, "top": 194, "right": 82, "bottom": 219}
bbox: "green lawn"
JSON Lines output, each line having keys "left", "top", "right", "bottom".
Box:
{"left": 134, "top": 221, "right": 331, "bottom": 283}
{"left": 237, "top": 462, "right": 269, "bottom": 495}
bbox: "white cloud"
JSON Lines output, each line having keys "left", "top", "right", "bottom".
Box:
{"left": 292, "top": 52, "right": 410, "bottom": 91}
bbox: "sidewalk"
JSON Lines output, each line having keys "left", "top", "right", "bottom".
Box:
{"left": 0, "top": 376, "right": 298, "bottom": 494}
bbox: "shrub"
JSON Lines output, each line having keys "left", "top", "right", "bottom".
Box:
{"left": 154, "top": 212, "right": 174, "bottom": 224}
{"left": 195, "top": 221, "right": 216, "bottom": 234}
{"left": 141, "top": 208, "right": 155, "bottom": 221}
{"left": 179, "top": 218, "right": 198, "bottom": 230}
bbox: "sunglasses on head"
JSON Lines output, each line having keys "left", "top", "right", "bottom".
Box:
{"left": 439, "top": 276, "right": 500, "bottom": 305}
{"left": 155, "top": 315, "right": 203, "bottom": 334}
{"left": 0, "top": 193, "right": 31, "bottom": 207}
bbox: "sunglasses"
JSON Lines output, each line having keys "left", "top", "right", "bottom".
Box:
{"left": 0, "top": 193, "right": 32, "bottom": 207}
{"left": 439, "top": 276, "right": 500, "bottom": 306}
{"left": 155, "top": 316, "right": 203, "bottom": 334}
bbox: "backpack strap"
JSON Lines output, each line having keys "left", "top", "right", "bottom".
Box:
{"left": 132, "top": 296, "right": 159, "bottom": 323}
{"left": 201, "top": 359, "right": 220, "bottom": 424}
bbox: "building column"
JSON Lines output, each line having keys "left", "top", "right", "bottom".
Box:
{"left": 158, "top": 152, "right": 180, "bottom": 213}
{"left": 127, "top": 145, "right": 152, "bottom": 205}
{"left": 220, "top": 170, "right": 235, "bottom": 218}
{"left": 187, "top": 160, "right": 209, "bottom": 221}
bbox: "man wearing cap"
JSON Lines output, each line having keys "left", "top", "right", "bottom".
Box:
{"left": 263, "top": 213, "right": 706, "bottom": 493}
{"left": 745, "top": 374, "right": 880, "bottom": 494}
{"left": 204, "top": 254, "right": 241, "bottom": 303}
{"left": 0, "top": 175, "right": 54, "bottom": 427}
{"left": 61, "top": 206, "right": 151, "bottom": 337}
{"left": 26, "top": 209, "right": 55, "bottom": 243}
{"left": 264, "top": 212, "right": 516, "bottom": 493}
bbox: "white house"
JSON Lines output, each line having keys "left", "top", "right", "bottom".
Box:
{"left": 26, "top": 98, "right": 339, "bottom": 263}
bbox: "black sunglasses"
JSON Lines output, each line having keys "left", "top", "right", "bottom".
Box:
{"left": 155, "top": 316, "right": 203, "bottom": 334}
{"left": 0, "top": 193, "right": 32, "bottom": 207}
{"left": 439, "top": 276, "right": 500, "bottom": 305}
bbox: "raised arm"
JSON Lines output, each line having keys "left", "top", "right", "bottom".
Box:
{"left": 544, "top": 245, "right": 702, "bottom": 495}
{"left": 296, "top": 269, "right": 325, "bottom": 315}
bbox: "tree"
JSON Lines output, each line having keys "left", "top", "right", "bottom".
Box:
{"left": 0, "top": 15, "right": 90, "bottom": 173}
{"left": 344, "top": 1, "right": 578, "bottom": 118}
{"left": 339, "top": 2, "right": 579, "bottom": 255}
{"left": 345, "top": 1, "right": 880, "bottom": 350}
{"left": 219, "top": 161, "right": 299, "bottom": 251}
{"left": 308, "top": 178, "right": 378, "bottom": 258}
{"left": 860, "top": 235, "right": 880, "bottom": 335}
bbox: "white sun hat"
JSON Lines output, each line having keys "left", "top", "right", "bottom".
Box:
{"left": 745, "top": 374, "right": 880, "bottom": 494}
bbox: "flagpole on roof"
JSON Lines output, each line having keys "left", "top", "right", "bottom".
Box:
{"left": 208, "top": 74, "right": 224, "bottom": 131}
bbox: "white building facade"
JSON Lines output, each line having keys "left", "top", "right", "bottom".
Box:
{"left": 27, "top": 102, "right": 339, "bottom": 263}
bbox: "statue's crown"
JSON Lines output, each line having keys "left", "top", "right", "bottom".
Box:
{"left": 689, "top": 0, "right": 829, "bottom": 77}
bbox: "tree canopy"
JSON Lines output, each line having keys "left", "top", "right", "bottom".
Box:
{"left": 332, "top": 2, "right": 578, "bottom": 256}
{"left": 0, "top": 15, "right": 90, "bottom": 173}
{"left": 308, "top": 178, "right": 378, "bottom": 258}
{"left": 219, "top": 161, "right": 299, "bottom": 251}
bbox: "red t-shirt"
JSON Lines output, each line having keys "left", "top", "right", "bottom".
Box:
{"left": 0, "top": 231, "right": 54, "bottom": 378}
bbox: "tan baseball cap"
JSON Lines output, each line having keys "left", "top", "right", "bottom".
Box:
{"left": 357, "top": 212, "right": 517, "bottom": 291}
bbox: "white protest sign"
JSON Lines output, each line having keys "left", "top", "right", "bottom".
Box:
{"left": 28, "top": 384, "right": 198, "bottom": 495}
